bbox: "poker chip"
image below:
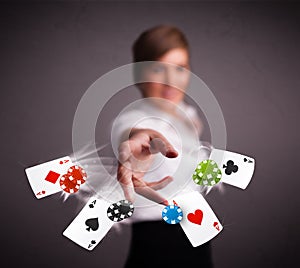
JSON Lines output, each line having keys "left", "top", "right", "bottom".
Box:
{"left": 67, "top": 165, "right": 87, "bottom": 185}
{"left": 107, "top": 200, "right": 134, "bottom": 222}
{"left": 59, "top": 174, "right": 80, "bottom": 194}
{"left": 192, "top": 159, "right": 222, "bottom": 186}
{"left": 162, "top": 204, "right": 183, "bottom": 224}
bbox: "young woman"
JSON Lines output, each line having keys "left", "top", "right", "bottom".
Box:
{"left": 112, "top": 25, "right": 214, "bottom": 267}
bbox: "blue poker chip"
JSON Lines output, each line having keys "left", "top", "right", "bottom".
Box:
{"left": 162, "top": 205, "right": 183, "bottom": 224}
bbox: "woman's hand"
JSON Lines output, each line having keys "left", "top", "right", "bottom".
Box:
{"left": 117, "top": 128, "right": 178, "bottom": 205}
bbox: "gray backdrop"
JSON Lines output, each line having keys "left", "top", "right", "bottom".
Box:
{"left": 1, "top": 1, "right": 299, "bottom": 267}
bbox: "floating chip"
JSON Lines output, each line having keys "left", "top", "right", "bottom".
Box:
{"left": 192, "top": 159, "right": 222, "bottom": 186}
{"left": 59, "top": 174, "right": 80, "bottom": 194}
{"left": 67, "top": 165, "right": 87, "bottom": 185}
{"left": 107, "top": 200, "right": 134, "bottom": 222}
{"left": 162, "top": 204, "right": 183, "bottom": 224}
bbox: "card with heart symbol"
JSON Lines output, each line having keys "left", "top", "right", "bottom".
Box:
{"left": 63, "top": 197, "right": 114, "bottom": 250}
{"left": 174, "top": 191, "right": 223, "bottom": 247}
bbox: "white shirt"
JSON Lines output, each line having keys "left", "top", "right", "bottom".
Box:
{"left": 108, "top": 98, "right": 211, "bottom": 223}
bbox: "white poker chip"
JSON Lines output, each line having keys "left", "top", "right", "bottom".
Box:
{"left": 107, "top": 200, "right": 134, "bottom": 222}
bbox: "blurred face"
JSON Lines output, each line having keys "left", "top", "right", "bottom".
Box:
{"left": 140, "top": 48, "right": 190, "bottom": 105}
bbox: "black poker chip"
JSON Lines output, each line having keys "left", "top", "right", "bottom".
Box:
{"left": 107, "top": 200, "right": 134, "bottom": 222}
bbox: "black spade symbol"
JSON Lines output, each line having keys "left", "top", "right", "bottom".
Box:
{"left": 244, "top": 157, "right": 253, "bottom": 164}
{"left": 88, "top": 240, "right": 96, "bottom": 248}
{"left": 89, "top": 200, "right": 96, "bottom": 208}
{"left": 85, "top": 218, "right": 99, "bottom": 232}
{"left": 223, "top": 160, "right": 238, "bottom": 175}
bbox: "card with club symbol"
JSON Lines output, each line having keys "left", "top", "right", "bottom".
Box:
{"left": 63, "top": 197, "right": 114, "bottom": 250}
{"left": 209, "top": 149, "right": 255, "bottom": 189}
{"left": 174, "top": 191, "right": 223, "bottom": 247}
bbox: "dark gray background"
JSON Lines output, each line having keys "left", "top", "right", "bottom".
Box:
{"left": 1, "top": 1, "right": 299, "bottom": 267}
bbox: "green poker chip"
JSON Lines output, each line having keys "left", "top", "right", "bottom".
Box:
{"left": 192, "top": 160, "right": 222, "bottom": 186}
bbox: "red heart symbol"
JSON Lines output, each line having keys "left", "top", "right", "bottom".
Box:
{"left": 187, "top": 209, "right": 203, "bottom": 225}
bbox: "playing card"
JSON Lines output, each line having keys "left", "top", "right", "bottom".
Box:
{"left": 174, "top": 191, "right": 222, "bottom": 247}
{"left": 63, "top": 197, "right": 114, "bottom": 251}
{"left": 210, "top": 149, "right": 255, "bottom": 189}
{"left": 25, "top": 156, "right": 73, "bottom": 199}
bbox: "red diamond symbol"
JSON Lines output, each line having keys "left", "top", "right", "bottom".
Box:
{"left": 44, "top": 171, "right": 60, "bottom": 184}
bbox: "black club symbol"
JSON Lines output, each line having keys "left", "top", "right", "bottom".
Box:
{"left": 223, "top": 160, "right": 238, "bottom": 175}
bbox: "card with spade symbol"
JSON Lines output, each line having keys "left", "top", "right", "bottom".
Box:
{"left": 174, "top": 191, "right": 223, "bottom": 247}
{"left": 209, "top": 149, "right": 255, "bottom": 189}
{"left": 63, "top": 197, "right": 114, "bottom": 250}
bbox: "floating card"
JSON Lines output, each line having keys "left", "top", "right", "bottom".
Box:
{"left": 210, "top": 149, "right": 255, "bottom": 189}
{"left": 25, "top": 156, "right": 73, "bottom": 199}
{"left": 174, "top": 191, "right": 222, "bottom": 247}
{"left": 63, "top": 197, "right": 114, "bottom": 251}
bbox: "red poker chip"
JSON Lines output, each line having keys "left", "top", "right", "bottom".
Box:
{"left": 67, "top": 165, "right": 87, "bottom": 185}
{"left": 59, "top": 174, "right": 80, "bottom": 194}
